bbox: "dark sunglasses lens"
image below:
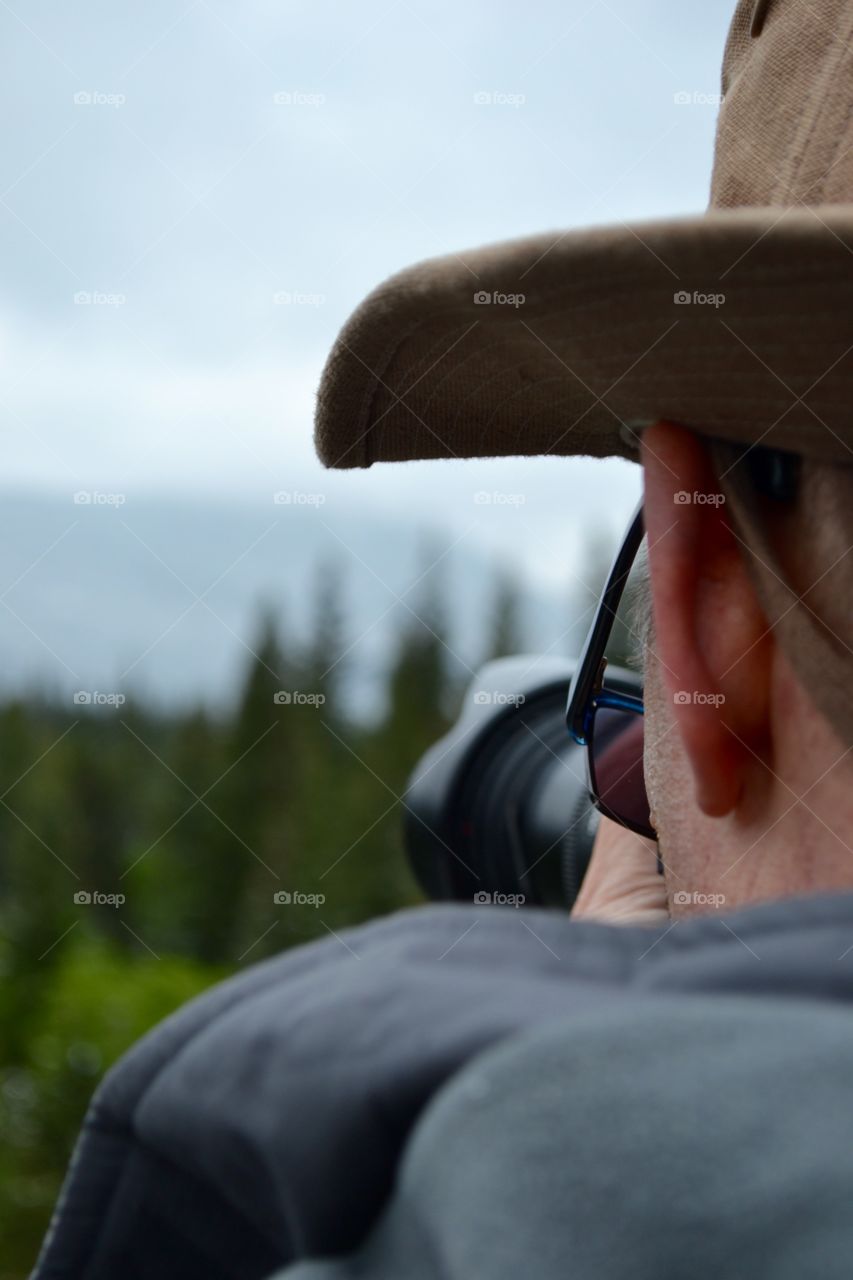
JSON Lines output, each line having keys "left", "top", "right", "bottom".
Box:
{"left": 589, "top": 707, "right": 652, "bottom": 836}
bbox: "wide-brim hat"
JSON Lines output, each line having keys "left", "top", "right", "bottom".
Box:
{"left": 314, "top": 0, "right": 853, "bottom": 472}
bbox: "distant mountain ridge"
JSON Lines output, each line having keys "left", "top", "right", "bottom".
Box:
{"left": 0, "top": 491, "right": 587, "bottom": 720}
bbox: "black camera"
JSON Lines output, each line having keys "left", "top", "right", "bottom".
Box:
{"left": 403, "top": 655, "right": 643, "bottom": 911}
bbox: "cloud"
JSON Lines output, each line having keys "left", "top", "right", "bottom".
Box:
{"left": 0, "top": 0, "right": 732, "bottom": 507}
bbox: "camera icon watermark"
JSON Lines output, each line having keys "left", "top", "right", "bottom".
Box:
{"left": 73, "top": 889, "right": 126, "bottom": 907}
{"left": 473, "top": 90, "right": 526, "bottom": 108}
{"left": 73, "top": 690, "right": 126, "bottom": 707}
{"left": 473, "top": 290, "right": 525, "bottom": 308}
{"left": 273, "top": 690, "right": 326, "bottom": 707}
{"left": 273, "top": 490, "right": 326, "bottom": 506}
{"left": 673, "top": 90, "right": 724, "bottom": 107}
{"left": 73, "top": 90, "right": 126, "bottom": 108}
{"left": 272, "top": 889, "right": 326, "bottom": 906}
{"left": 473, "top": 890, "right": 526, "bottom": 907}
{"left": 673, "top": 690, "right": 726, "bottom": 708}
{"left": 672, "top": 890, "right": 726, "bottom": 909}
{"left": 73, "top": 490, "right": 126, "bottom": 506}
{"left": 273, "top": 89, "right": 326, "bottom": 106}
{"left": 273, "top": 290, "right": 326, "bottom": 306}
{"left": 673, "top": 490, "right": 726, "bottom": 506}
{"left": 673, "top": 289, "right": 726, "bottom": 308}
{"left": 472, "top": 690, "right": 526, "bottom": 708}
{"left": 473, "top": 490, "right": 526, "bottom": 506}
{"left": 73, "top": 291, "right": 126, "bottom": 308}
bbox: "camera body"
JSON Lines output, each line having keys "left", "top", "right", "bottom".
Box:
{"left": 403, "top": 655, "right": 643, "bottom": 911}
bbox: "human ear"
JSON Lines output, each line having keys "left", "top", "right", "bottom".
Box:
{"left": 640, "top": 423, "right": 774, "bottom": 818}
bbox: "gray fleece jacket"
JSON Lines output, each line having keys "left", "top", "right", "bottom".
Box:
{"left": 32, "top": 892, "right": 853, "bottom": 1280}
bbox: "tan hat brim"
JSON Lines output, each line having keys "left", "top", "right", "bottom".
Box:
{"left": 314, "top": 205, "right": 853, "bottom": 469}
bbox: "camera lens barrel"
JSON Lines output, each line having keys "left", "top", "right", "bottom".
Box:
{"left": 403, "top": 656, "right": 640, "bottom": 910}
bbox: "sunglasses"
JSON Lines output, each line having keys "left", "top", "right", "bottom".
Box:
{"left": 566, "top": 502, "right": 656, "bottom": 841}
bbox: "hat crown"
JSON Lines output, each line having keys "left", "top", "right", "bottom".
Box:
{"left": 712, "top": 0, "right": 853, "bottom": 208}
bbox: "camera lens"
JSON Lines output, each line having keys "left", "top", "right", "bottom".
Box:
{"left": 404, "top": 657, "right": 642, "bottom": 910}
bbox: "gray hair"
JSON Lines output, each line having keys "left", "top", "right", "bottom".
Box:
{"left": 626, "top": 539, "right": 653, "bottom": 670}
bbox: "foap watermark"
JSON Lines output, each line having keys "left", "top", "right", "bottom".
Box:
{"left": 474, "top": 91, "right": 526, "bottom": 108}
{"left": 273, "top": 290, "right": 326, "bottom": 307}
{"left": 673, "top": 690, "right": 726, "bottom": 708}
{"left": 473, "top": 891, "right": 526, "bottom": 907}
{"left": 73, "top": 690, "right": 126, "bottom": 707}
{"left": 273, "top": 690, "right": 326, "bottom": 707}
{"left": 74, "top": 291, "right": 126, "bottom": 307}
{"left": 273, "top": 89, "right": 325, "bottom": 107}
{"left": 73, "top": 890, "right": 126, "bottom": 907}
{"left": 74, "top": 90, "right": 126, "bottom": 108}
{"left": 673, "top": 90, "right": 724, "bottom": 107}
{"left": 273, "top": 490, "right": 326, "bottom": 506}
{"left": 473, "top": 490, "right": 526, "bottom": 506}
{"left": 73, "top": 490, "right": 126, "bottom": 506}
{"left": 673, "top": 490, "right": 725, "bottom": 506}
{"left": 273, "top": 890, "right": 326, "bottom": 906}
{"left": 674, "top": 289, "right": 725, "bottom": 308}
{"left": 473, "top": 290, "right": 525, "bottom": 308}
{"left": 473, "top": 690, "right": 525, "bottom": 707}
{"left": 672, "top": 890, "right": 726, "bottom": 909}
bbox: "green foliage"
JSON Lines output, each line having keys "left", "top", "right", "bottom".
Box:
{"left": 1, "top": 544, "right": 618, "bottom": 1275}
{"left": 0, "top": 566, "right": 474, "bottom": 1275}
{"left": 0, "top": 935, "right": 220, "bottom": 1280}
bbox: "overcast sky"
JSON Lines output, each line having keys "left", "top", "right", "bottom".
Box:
{"left": 0, "top": 0, "right": 735, "bottom": 581}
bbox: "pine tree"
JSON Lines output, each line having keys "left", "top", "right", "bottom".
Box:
{"left": 566, "top": 525, "right": 634, "bottom": 667}
{"left": 305, "top": 558, "right": 346, "bottom": 718}
{"left": 486, "top": 570, "right": 524, "bottom": 661}
{"left": 205, "top": 608, "right": 294, "bottom": 960}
